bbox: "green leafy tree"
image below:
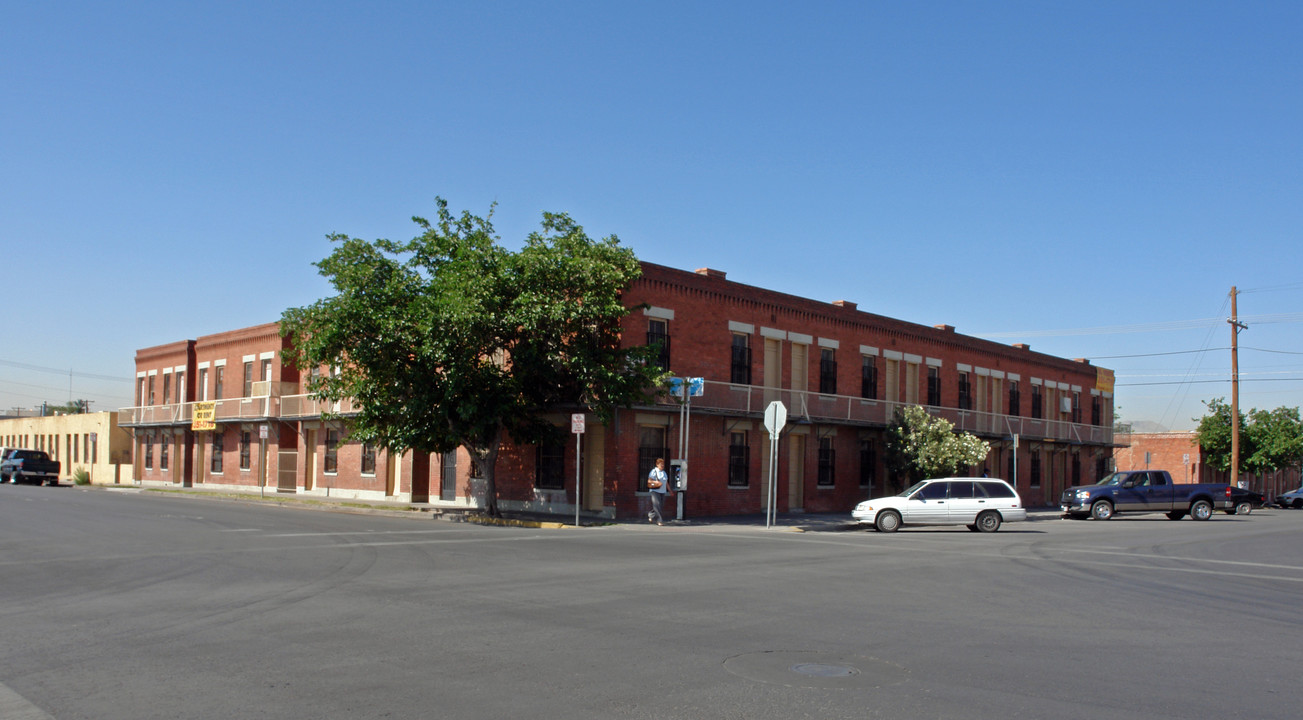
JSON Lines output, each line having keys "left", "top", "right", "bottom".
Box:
{"left": 280, "top": 198, "right": 664, "bottom": 516}
{"left": 1244, "top": 406, "right": 1303, "bottom": 475}
{"left": 1194, "top": 398, "right": 1250, "bottom": 474}
{"left": 884, "top": 405, "right": 991, "bottom": 488}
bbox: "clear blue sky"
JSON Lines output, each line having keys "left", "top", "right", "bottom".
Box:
{"left": 3, "top": 1, "right": 1301, "bottom": 431}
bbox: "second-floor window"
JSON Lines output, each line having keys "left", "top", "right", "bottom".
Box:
{"left": 148, "top": 376, "right": 156, "bottom": 406}
{"left": 927, "top": 367, "right": 941, "bottom": 407}
{"left": 162, "top": 375, "right": 171, "bottom": 405}
{"left": 1072, "top": 392, "right": 1082, "bottom": 424}
{"left": 647, "top": 319, "right": 670, "bottom": 371}
{"left": 1009, "top": 381, "right": 1020, "bottom": 417}
{"left": 243, "top": 362, "right": 254, "bottom": 397}
{"left": 199, "top": 368, "right": 208, "bottom": 401}
{"left": 730, "top": 334, "right": 752, "bottom": 385}
{"left": 1092, "top": 395, "right": 1102, "bottom": 426}
{"left": 175, "top": 372, "right": 184, "bottom": 403}
{"left": 861, "top": 356, "right": 877, "bottom": 399}
{"left": 1031, "top": 385, "right": 1043, "bottom": 419}
{"left": 215, "top": 367, "right": 224, "bottom": 400}
{"left": 957, "top": 372, "right": 972, "bottom": 410}
{"left": 819, "top": 349, "right": 837, "bottom": 395}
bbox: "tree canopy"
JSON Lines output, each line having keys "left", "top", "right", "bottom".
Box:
{"left": 883, "top": 405, "right": 991, "bottom": 488}
{"left": 280, "top": 199, "right": 664, "bottom": 515}
{"left": 1195, "top": 398, "right": 1303, "bottom": 476}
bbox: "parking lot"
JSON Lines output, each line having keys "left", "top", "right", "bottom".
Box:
{"left": 1, "top": 485, "right": 1300, "bottom": 719}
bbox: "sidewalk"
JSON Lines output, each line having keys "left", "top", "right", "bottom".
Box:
{"left": 111, "top": 483, "right": 1064, "bottom": 532}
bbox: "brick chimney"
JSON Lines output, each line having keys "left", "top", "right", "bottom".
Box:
{"left": 832, "top": 300, "right": 857, "bottom": 311}
{"left": 694, "top": 268, "right": 726, "bottom": 280}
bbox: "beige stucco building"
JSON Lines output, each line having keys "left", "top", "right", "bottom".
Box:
{"left": 0, "top": 412, "right": 134, "bottom": 484}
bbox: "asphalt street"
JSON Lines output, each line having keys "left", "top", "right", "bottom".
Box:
{"left": 1, "top": 484, "right": 1299, "bottom": 719}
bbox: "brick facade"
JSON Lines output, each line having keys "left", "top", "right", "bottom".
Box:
{"left": 121, "top": 262, "right": 1118, "bottom": 517}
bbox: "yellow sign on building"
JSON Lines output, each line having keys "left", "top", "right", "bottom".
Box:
{"left": 192, "top": 402, "right": 216, "bottom": 431}
{"left": 1096, "top": 368, "right": 1115, "bottom": 394}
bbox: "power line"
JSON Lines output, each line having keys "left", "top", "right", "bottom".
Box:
{"left": 1117, "top": 377, "right": 1303, "bottom": 387}
{"left": 0, "top": 358, "right": 133, "bottom": 383}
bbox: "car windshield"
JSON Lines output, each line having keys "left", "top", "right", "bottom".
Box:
{"left": 1096, "top": 473, "right": 1124, "bottom": 487}
{"left": 898, "top": 481, "right": 929, "bottom": 497}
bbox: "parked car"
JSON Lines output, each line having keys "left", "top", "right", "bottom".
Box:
{"left": 852, "top": 478, "right": 1027, "bottom": 533}
{"left": 1276, "top": 486, "right": 1303, "bottom": 509}
{"left": 1225, "top": 487, "right": 1266, "bottom": 515}
{"left": 1060, "top": 470, "right": 1231, "bottom": 521}
{"left": 0, "top": 449, "right": 61, "bottom": 485}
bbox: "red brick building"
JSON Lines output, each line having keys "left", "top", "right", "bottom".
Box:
{"left": 120, "top": 263, "right": 1117, "bottom": 517}
{"left": 1116, "top": 432, "right": 1300, "bottom": 500}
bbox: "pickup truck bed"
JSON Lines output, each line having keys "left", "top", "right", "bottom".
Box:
{"left": 1, "top": 449, "right": 62, "bottom": 486}
{"left": 1061, "top": 470, "right": 1231, "bottom": 521}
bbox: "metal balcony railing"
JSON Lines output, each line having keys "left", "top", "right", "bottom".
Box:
{"left": 119, "top": 393, "right": 359, "bottom": 428}
{"left": 121, "top": 381, "right": 1112, "bottom": 447}
{"left": 649, "top": 379, "right": 1113, "bottom": 446}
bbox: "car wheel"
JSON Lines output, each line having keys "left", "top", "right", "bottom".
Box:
{"left": 11, "top": 472, "right": 22, "bottom": 485}
{"left": 875, "top": 510, "right": 901, "bottom": 533}
{"left": 1190, "top": 499, "right": 1213, "bottom": 521}
{"left": 1294, "top": 499, "right": 1303, "bottom": 510}
{"left": 1167, "top": 511, "right": 1186, "bottom": 520}
{"left": 1090, "top": 500, "right": 1114, "bottom": 521}
{"left": 1234, "top": 501, "right": 1252, "bottom": 516}
{"left": 975, "top": 511, "right": 1001, "bottom": 533}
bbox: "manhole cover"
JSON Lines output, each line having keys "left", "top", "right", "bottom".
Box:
{"left": 792, "top": 663, "right": 859, "bottom": 678}
{"left": 723, "top": 651, "right": 907, "bottom": 689}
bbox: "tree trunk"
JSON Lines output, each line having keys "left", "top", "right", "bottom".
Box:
{"left": 474, "top": 425, "right": 504, "bottom": 517}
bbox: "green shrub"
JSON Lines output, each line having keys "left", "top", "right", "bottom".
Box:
{"left": 72, "top": 468, "right": 91, "bottom": 485}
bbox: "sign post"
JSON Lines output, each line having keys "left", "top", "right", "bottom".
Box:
{"left": 571, "top": 413, "right": 585, "bottom": 526}
{"left": 763, "top": 401, "right": 788, "bottom": 528}
{"left": 670, "top": 378, "right": 704, "bottom": 521}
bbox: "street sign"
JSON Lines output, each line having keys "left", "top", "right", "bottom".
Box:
{"left": 260, "top": 425, "right": 269, "bottom": 440}
{"left": 571, "top": 413, "right": 585, "bottom": 434}
{"left": 763, "top": 401, "right": 787, "bottom": 437}
{"left": 668, "top": 377, "right": 705, "bottom": 398}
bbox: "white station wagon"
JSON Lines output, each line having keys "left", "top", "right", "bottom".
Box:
{"left": 852, "top": 477, "right": 1028, "bottom": 533}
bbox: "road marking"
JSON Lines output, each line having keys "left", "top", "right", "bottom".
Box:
{"left": 1050, "top": 546, "right": 1303, "bottom": 572}
{"left": 265, "top": 530, "right": 453, "bottom": 538}
{"left": 0, "top": 682, "right": 56, "bottom": 720}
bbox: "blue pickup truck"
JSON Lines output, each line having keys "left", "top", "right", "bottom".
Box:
{"left": 1060, "top": 470, "right": 1232, "bottom": 521}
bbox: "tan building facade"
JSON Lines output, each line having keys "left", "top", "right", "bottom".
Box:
{"left": 0, "top": 412, "right": 134, "bottom": 484}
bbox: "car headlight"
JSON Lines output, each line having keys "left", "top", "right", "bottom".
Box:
{"left": 1075, "top": 490, "right": 1091, "bottom": 500}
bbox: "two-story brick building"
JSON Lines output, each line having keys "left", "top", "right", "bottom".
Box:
{"left": 120, "top": 262, "right": 1116, "bottom": 518}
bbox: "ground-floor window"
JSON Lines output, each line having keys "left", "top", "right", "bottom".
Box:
{"left": 361, "top": 442, "right": 377, "bottom": 475}
{"left": 859, "top": 439, "right": 875, "bottom": 488}
{"left": 728, "top": 431, "right": 749, "bottom": 487}
{"left": 144, "top": 435, "right": 154, "bottom": 469}
{"left": 240, "top": 431, "right": 252, "bottom": 470}
{"left": 817, "top": 436, "right": 835, "bottom": 486}
{"left": 324, "top": 430, "right": 338, "bottom": 474}
{"left": 161, "top": 436, "right": 169, "bottom": 471}
{"left": 535, "top": 441, "right": 564, "bottom": 489}
{"left": 638, "top": 426, "right": 669, "bottom": 492}
{"left": 1030, "top": 453, "right": 1041, "bottom": 488}
{"left": 211, "top": 430, "right": 224, "bottom": 473}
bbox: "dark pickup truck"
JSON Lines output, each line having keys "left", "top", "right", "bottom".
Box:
{"left": 1061, "top": 470, "right": 1232, "bottom": 521}
{"left": 1, "top": 449, "right": 62, "bottom": 486}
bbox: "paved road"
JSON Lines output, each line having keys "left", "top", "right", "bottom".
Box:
{"left": 1, "top": 484, "right": 1299, "bottom": 719}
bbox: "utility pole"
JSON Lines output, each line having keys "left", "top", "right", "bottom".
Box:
{"left": 1228, "top": 287, "right": 1248, "bottom": 489}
